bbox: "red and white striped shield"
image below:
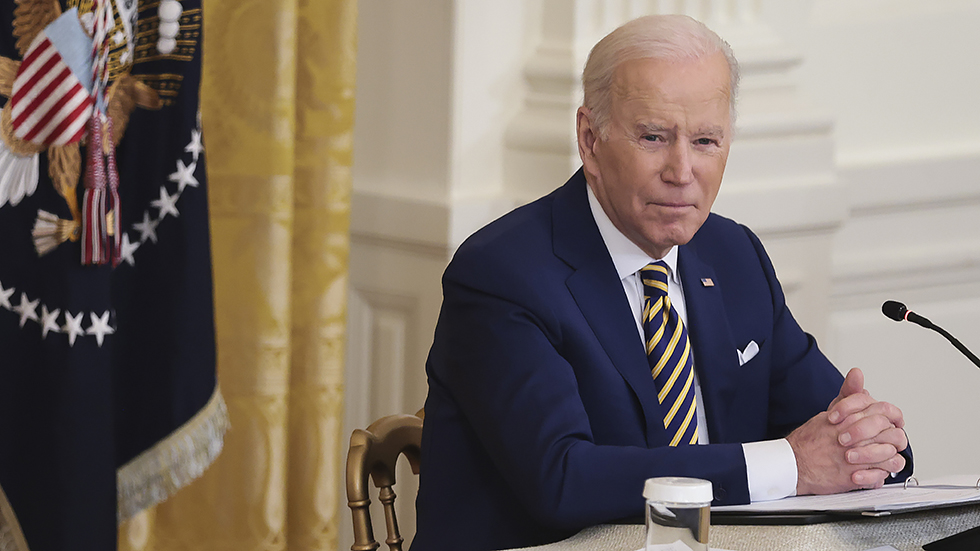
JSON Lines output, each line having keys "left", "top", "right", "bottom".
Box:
{"left": 9, "top": 8, "right": 94, "bottom": 147}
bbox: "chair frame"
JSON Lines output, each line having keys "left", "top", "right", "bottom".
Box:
{"left": 346, "top": 411, "right": 423, "bottom": 551}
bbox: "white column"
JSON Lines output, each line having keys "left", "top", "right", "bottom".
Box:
{"left": 502, "top": 0, "right": 583, "bottom": 203}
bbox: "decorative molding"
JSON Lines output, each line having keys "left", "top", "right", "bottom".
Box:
{"left": 831, "top": 148, "right": 980, "bottom": 306}
{"left": 839, "top": 148, "right": 980, "bottom": 214}
{"left": 733, "top": 112, "right": 833, "bottom": 140}
{"left": 369, "top": 304, "right": 411, "bottom": 418}
{"left": 714, "top": 175, "right": 844, "bottom": 235}
{"left": 351, "top": 190, "right": 516, "bottom": 254}
{"left": 835, "top": 260, "right": 980, "bottom": 310}
{"left": 833, "top": 240, "right": 980, "bottom": 300}
{"left": 350, "top": 192, "right": 450, "bottom": 254}
{"left": 345, "top": 288, "right": 419, "bottom": 426}
{"left": 503, "top": 38, "right": 578, "bottom": 156}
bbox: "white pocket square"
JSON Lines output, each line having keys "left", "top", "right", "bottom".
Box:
{"left": 737, "top": 341, "right": 759, "bottom": 366}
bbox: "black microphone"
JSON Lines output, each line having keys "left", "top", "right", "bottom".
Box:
{"left": 882, "top": 300, "right": 980, "bottom": 369}
{"left": 881, "top": 300, "right": 934, "bottom": 329}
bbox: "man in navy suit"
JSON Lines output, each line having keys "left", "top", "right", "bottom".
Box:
{"left": 412, "top": 14, "right": 911, "bottom": 551}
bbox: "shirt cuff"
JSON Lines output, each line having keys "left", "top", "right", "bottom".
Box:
{"left": 743, "top": 439, "right": 798, "bottom": 502}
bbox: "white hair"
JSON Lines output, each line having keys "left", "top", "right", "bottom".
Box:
{"left": 582, "top": 14, "right": 740, "bottom": 138}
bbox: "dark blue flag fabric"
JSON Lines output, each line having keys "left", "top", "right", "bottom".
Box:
{"left": 0, "top": 1, "right": 227, "bottom": 549}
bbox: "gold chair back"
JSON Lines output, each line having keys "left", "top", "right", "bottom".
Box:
{"left": 346, "top": 410, "right": 424, "bottom": 551}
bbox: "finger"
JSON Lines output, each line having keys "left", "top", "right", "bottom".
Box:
{"left": 873, "top": 453, "right": 908, "bottom": 476}
{"left": 839, "top": 414, "right": 896, "bottom": 447}
{"left": 830, "top": 368, "right": 865, "bottom": 410}
{"left": 895, "top": 427, "right": 909, "bottom": 452}
{"left": 838, "top": 401, "right": 906, "bottom": 431}
{"left": 849, "top": 453, "right": 907, "bottom": 480}
{"left": 869, "top": 426, "right": 908, "bottom": 452}
{"left": 841, "top": 367, "right": 865, "bottom": 398}
{"left": 851, "top": 467, "right": 889, "bottom": 489}
{"left": 845, "top": 443, "right": 898, "bottom": 465}
{"left": 828, "top": 392, "right": 877, "bottom": 424}
{"left": 845, "top": 426, "right": 909, "bottom": 454}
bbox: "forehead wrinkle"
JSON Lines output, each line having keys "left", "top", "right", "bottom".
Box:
{"left": 609, "top": 57, "right": 732, "bottom": 137}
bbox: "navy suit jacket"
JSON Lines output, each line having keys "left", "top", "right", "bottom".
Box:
{"left": 413, "top": 170, "right": 909, "bottom": 551}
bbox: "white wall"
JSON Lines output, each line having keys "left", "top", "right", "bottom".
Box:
{"left": 340, "top": 1, "right": 980, "bottom": 548}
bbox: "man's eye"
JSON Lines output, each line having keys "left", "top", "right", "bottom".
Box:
{"left": 695, "top": 138, "right": 717, "bottom": 146}
{"left": 642, "top": 135, "right": 664, "bottom": 142}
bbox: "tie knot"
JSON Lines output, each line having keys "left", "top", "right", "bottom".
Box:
{"left": 640, "top": 261, "right": 669, "bottom": 298}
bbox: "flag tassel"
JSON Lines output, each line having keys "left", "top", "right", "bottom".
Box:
{"left": 104, "top": 117, "right": 121, "bottom": 266}
{"left": 81, "top": 116, "right": 112, "bottom": 265}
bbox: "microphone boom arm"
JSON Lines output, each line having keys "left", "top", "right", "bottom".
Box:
{"left": 929, "top": 322, "right": 980, "bottom": 369}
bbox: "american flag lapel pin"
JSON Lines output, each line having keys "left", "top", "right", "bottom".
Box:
{"left": 700, "top": 278, "right": 714, "bottom": 287}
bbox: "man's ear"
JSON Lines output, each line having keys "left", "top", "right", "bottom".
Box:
{"left": 576, "top": 107, "right": 599, "bottom": 172}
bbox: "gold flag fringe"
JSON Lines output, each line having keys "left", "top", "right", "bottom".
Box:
{"left": 117, "top": 386, "right": 230, "bottom": 521}
{"left": 0, "top": 483, "right": 30, "bottom": 551}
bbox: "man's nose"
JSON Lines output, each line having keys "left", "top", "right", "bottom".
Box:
{"left": 662, "top": 142, "right": 694, "bottom": 185}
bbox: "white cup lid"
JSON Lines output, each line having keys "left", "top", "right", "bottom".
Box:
{"left": 643, "top": 477, "right": 713, "bottom": 504}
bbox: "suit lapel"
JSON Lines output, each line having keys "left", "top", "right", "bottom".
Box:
{"left": 678, "top": 244, "right": 739, "bottom": 444}
{"left": 552, "top": 171, "right": 666, "bottom": 446}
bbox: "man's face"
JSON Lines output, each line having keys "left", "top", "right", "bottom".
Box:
{"left": 577, "top": 53, "right": 732, "bottom": 259}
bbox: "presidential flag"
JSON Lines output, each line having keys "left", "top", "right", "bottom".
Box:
{"left": 0, "top": 1, "right": 226, "bottom": 549}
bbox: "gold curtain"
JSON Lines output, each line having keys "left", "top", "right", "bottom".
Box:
{"left": 118, "top": 0, "right": 357, "bottom": 549}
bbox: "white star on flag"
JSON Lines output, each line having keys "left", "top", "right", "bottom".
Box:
{"left": 133, "top": 210, "right": 160, "bottom": 243}
{"left": 62, "top": 311, "right": 84, "bottom": 346}
{"left": 185, "top": 129, "right": 203, "bottom": 161}
{"left": 0, "top": 281, "right": 13, "bottom": 310}
{"left": 120, "top": 233, "right": 140, "bottom": 266}
{"left": 13, "top": 292, "right": 39, "bottom": 328}
{"left": 40, "top": 305, "right": 61, "bottom": 338}
{"left": 168, "top": 159, "right": 198, "bottom": 192}
{"left": 152, "top": 186, "right": 180, "bottom": 219}
{"left": 86, "top": 311, "right": 114, "bottom": 347}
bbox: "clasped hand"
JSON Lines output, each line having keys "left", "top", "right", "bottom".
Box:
{"left": 786, "top": 367, "right": 908, "bottom": 496}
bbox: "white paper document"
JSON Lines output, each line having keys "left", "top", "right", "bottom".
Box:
{"left": 713, "top": 475, "right": 980, "bottom": 516}
{"left": 635, "top": 545, "right": 733, "bottom": 551}
{"left": 643, "top": 542, "right": 695, "bottom": 551}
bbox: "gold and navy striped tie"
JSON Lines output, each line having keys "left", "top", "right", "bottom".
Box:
{"left": 641, "top": 261, "right": 698, "bottom": 446}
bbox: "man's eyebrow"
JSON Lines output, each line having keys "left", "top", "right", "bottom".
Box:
{"left": 697, "top": 126, "right": 726, "bottom": 137}
{"left": 634, "top": 123, "right": 726, "bottom": 137}
{"left": 636, "top": 123, "right": 672, "bottom": 134}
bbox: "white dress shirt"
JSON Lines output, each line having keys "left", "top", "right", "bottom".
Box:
{"left": 586, "top": 185, "right": 797, "bottom": 502}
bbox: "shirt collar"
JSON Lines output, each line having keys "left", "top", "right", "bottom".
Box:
{"left": 586, "top": 183, "right": 679, "bottom": 284}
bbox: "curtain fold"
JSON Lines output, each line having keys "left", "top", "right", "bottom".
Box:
{"left": 118, "top": 0, "right": 356, "bottom": 548}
